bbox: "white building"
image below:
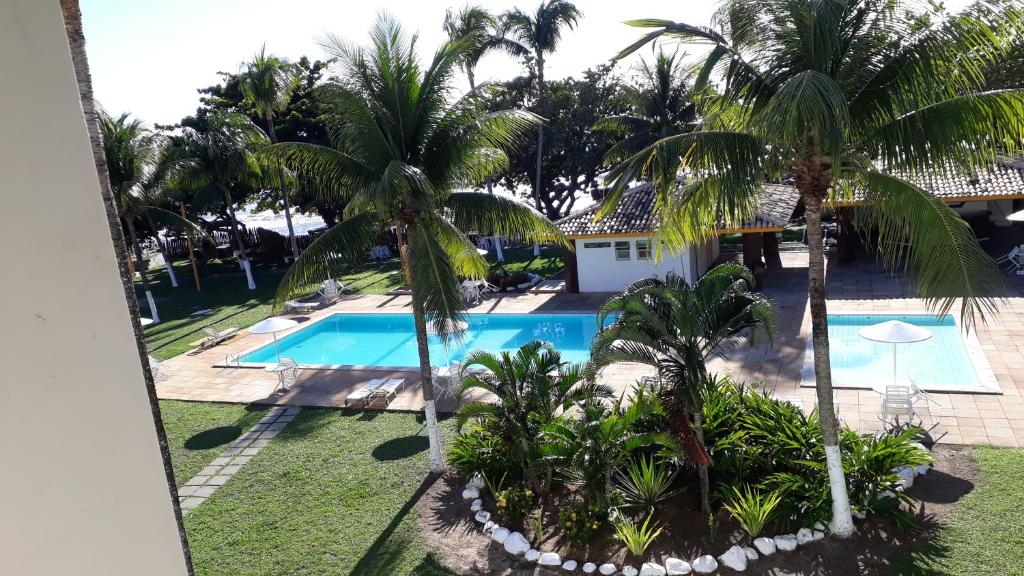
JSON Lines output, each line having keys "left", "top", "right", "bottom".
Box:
{"left": 556, "top": 183, "right": 801, "bottom": 293}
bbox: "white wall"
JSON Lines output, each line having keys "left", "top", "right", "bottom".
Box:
{"left": 0, "top": 2, "right": 189, "bottom": 575}
{"left": 574, "top": 236, "right": 715, "bottom": 292}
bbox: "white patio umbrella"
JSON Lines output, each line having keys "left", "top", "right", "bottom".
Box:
{"left": 1007, "top": 209, "right": 1024, "bottom": 221}
{"left": 858, "top": 320, "right": 932, "bottom": 390}
{"left": 477, "top": 248, "right": 489, "bottom": 256}
{"left": 248, "top": 317, "right": 298, "bottom": 363}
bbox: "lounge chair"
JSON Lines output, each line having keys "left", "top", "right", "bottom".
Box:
{"left": 344, "top": 378, "right": 386, "bottom": 408}
{"left": 284, "top": 299, "right": 319, "bottom": 314}
{"left": 201, "top": 326, "right": 239, "bottom": 348}
{"left": 368, "top": 378, "right": 407, "bottom": 406}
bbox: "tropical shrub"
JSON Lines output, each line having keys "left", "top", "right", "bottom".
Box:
{"left": 615, "top": 455, "right": 682, "bottom": 511}
{"left": 495, "top": 484, "right": 535, "bottom": 526}
{"left": 447, "top": 424, "right": 512, "bottom": 482}
{"left": 457, "top": 341, "right": 611, "bottom": 492}
{"left": 558, "top": 499, "right": 608, "bottom": 549}
{"left": 722, "top": 485, "right": 782, "bottom": 540}
{"left": 542, "top": 398, "right": 678, "bottom": 507}
{"left": 612, "top": 512, "right": 663, "bottom": 556}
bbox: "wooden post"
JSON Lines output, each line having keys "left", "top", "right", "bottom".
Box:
{"left": 181, "top": 201, "right": 201, "bottom": 291}
{"left": 563, "top": 243, "right": 579, "bottom": 293}
{"left": 762, "top": 231, "right": 782, "bottom": 271}
{"left": 741, "top": 232, "right": 765, "bottom": 290}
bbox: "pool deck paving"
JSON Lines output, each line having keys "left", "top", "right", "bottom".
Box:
{"left": 155, "top": 247, "right": 1024, "bottom": 447}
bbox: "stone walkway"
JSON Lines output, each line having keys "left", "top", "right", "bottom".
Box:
{"left": 177, "top": 406, "right": 301, "bottom": 513}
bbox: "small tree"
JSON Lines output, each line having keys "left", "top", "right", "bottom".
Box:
{"left": 591, "top": 263, "right": 775, "bottom": 516}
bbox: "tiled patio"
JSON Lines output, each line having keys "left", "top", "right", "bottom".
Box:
{"left": 156, "top": 241, "right": 1024, "bottom": 447}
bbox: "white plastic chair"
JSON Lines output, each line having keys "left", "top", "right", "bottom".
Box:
{"left": 318, "top": 279, "right": 344, "bottom": 305}
{"left": 881, "top": 384, "right": 916, "bottom": 421}
{"left": 996, "top": 246, "right": 1021, "bottom": 272}
{"left": 274, "top": 357, "right": 299, "bottom": 394}
{"left": 460, "top": 280, "right": 482, "bottom": 305}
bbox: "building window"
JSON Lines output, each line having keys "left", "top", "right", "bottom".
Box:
{"left": 615, "top": 241, "right": 631, "bottom": 261}
{"left": 636, "top": 239, "right": 651, "bottom": 260}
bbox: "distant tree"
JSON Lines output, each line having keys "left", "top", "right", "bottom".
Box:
{"left": 175, "top": 112, "right": 270, "bottom": 290}
{"left": 99, "top": 112, "right": 207, "bottom": 319}
{"left": 500, "top": 0, "right": 583, "bottom": 213}
{"left": 240, "top": 45, "right": 302, "bottom": 259}
{"left": 444, "top": 4, "right": 526, "bottom": 90}
{"left": 593, "top": 50, "right": 697, "bottom": 183}
{"left": 486, "top": 64, "right": 631, "bottom": 218}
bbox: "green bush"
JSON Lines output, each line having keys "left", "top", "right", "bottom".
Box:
{"left": 612, "top": 512, "right": 664, "bottom": 556}
{"left": 615, "top": 455, "right": 682, "bottom": 511}
{"left": 722, "top": 484, "right": 782, "bottom": 539}
{"left": 495, "top": 484, "right": 535, "bottom": 526}
{"left": 701, "top": 379, "right": 931, "bottom": 527}
{"left": 447, "top": 424, "right": 513, "bottom": 482}
{"left": 558, "top": 499, "right": 608, "bottom": 549}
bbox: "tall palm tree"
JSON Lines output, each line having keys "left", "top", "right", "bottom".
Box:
{"left": 456, "top": 340, "right": 610, "bottom": 492}
{"left": 59, "top": 1, "right": 194, "bottom": 570}
{"left": 240, "top": 45, "right": 302, "bottom": 259}
{"left": 444, "top": 5, "right": 527, "bottom": 91}
{"left": 609, "top": 0, "right": 1022, "bottom": 536}
{"left": 267, "top": 16, "right": 563, "bottom": 472}
{"left": 177, "top": 111, "right": 270, "bottom": 290}
{"left": 500, "top": 0, "right": 582, "bottom": 211}
{"left": 593, "top": 50, "right": 697, "bottom": 184}
{"left": 99, "top": 112, "right": 207, "bottom": 322}
{"left": 591, "top": 263, "right": 775, "bottom": 516}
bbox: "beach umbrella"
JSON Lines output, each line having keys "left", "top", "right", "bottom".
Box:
{"left": 858, "top": 320, "right": 932, "bottom": 389}
{"left": 1008, "top": 209, "right": 1024, "bottom": 222}
{"left": 248, "top": 317, "right": 298, "bottom": 363}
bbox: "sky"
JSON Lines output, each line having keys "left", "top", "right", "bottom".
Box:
{"left": 80, "top": 0, "right": 720, "bottom": 127}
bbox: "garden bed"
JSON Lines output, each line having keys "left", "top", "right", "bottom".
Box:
{"left": 418, "top": 445, "right": 978, "bottom": 576}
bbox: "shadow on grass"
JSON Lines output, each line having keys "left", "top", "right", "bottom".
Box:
{"left": 373, "top": 435, "right": 429, "bottom": 461}
{"left": 184, "top": 425, "right": 242, "bottom": 450}
{"left": 346, "top": 473, "right": 453, "bottom": 576}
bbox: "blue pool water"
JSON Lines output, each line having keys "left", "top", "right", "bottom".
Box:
{"left": 827, "top": 314, "right": 981, "bottom": 390}
{"left": 241, "top": 313, "right": 605, "bottom": 367}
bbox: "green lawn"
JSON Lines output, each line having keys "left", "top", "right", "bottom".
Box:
{"left": 183, "top": 408, "right": 456, "bottom": 576}
{"left": 142, "top": 248, "right": 564, "bottom": 361}
{"left": 159, "top": 400, "right": 270, "bottom": 485}
{"left": 890, "top": 447, "right": 1024, "bottom": 575}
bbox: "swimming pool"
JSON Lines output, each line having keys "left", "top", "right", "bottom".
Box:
{"left": 800, "top": 314, "right": 999, "bottom": 393}
{"left": 240, "top": 313, "right": 605, "bottom": 368}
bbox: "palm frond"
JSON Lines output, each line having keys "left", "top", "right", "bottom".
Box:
{"left": 446, "top": 191, "right": 566, "bottom": 246}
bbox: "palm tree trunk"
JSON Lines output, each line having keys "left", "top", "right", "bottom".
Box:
{"left": 224, "top": 188, "right": 256, "bottom": 290}
{"left": 60, "top": 2, "right": 194, "bottom": 571}
{"left": 263, "top": 110, "right": 300, "bottom": 260}
{"left": 533, "top": 53, "right": 545, "bottom": 213}
{"left": 398, "top": 227, "right": 444, "bottom": 473}
{"left": 181, "top": 201, "right": 202, "bottom": 291}
{"left": 693, "top": 407, "right": 711, "bottom": 517}
{"left": 126, "top": 220, "right": 159, "bottom": 323}
{"left": 145, "top": 214, "right": 178, "bottom": 288}
{"left": 803, "top": 192, "right": 855, "bottom": 538}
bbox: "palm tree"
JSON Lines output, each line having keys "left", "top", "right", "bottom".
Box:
{"left": 59, "top": 0, "right": 194, "bottom": 568}
{"left": 266, "top": 16, "right": 563, "bottom": 472}
{"left": 99, "top": 112, "right": 207, "bottom": 322}
{"left": 240, "top": 45, "right": 302, "bottom": 259}
{"left": 177, "top": 111, "right": 269, "bottom": 290}
{"left": 500, "top": 0, "right": 582, "bottom": 211}
{"left": 456, "top": 340, "right": 610, "bottom": 491}
{"left": 443, "top": 5, "right": 527, "bottom": 91}
{"left": 593, "top": 50, "right": 697, "bottom": 184}
{"left": 591, "top": 263, "right": 775, "bottom": 516}
{"left": 609, "top": 0, "right": 1021, "bottom": 536}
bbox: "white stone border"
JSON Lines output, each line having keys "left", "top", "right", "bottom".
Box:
{"left": 799, "top": 311, "right": 1001, "bottom": 394}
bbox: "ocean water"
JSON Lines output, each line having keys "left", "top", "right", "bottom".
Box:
{"left": 241, "top": 313, "right": 606, "bottom": 367}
